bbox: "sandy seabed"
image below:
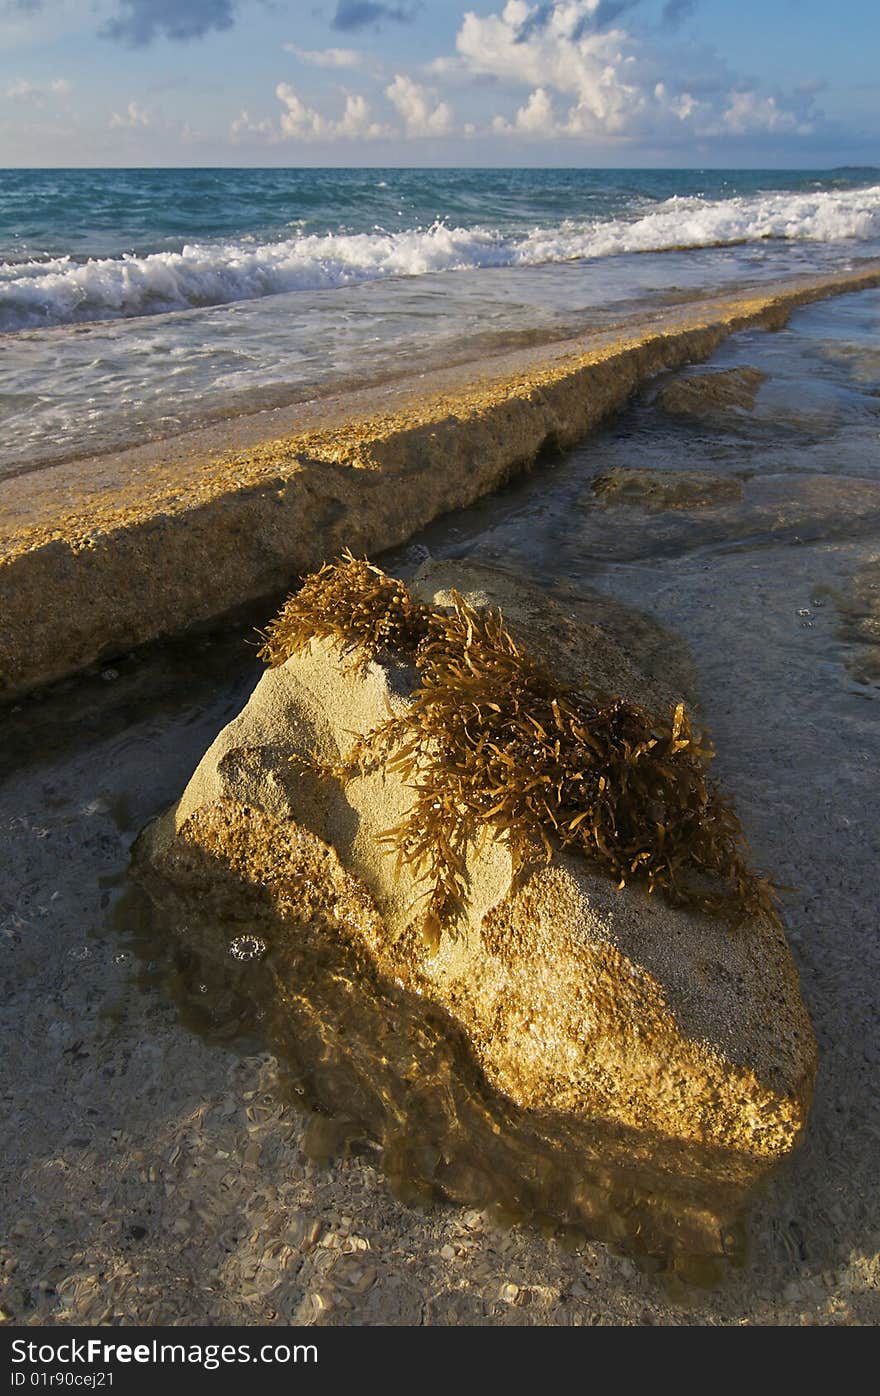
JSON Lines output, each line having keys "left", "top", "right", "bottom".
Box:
{"left": 1, "top": 271, "right": 879, "bottom": 1327}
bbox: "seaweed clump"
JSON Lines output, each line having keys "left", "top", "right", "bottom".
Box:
{"left": 260, "top": 553, "right": 779, "bottom": 938}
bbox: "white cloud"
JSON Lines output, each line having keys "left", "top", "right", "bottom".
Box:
{"left": 721, "top": 90, "right": 809, "bottom": 137}
{"left": 458, "top": 1, "right": 687, "bottom": 137}
{"left": 455, "top": 0, "right": 817, "bottom": 143}
{"left": 110, "top": 100, "right": 151, "bottom": 128}
{"left": 424, "top": 56, "right": 460, "bottom": 78}
{"left": 385, "top": 73, "right": 452, "bottom": 136}
{"left": 5, "top": 77, "right": 71, "bottom": 103}
{"left": 232, "top": 84, "right": 388, "bottom": 143}
{"left": 653, "top": 82, "right": 697, "bottom": 123}
{"left": 284, "top": 44, "right": 371, "bottom": 70}
{"left": 493, "top": 86, "right": 557, "bottom": 135}
{"left": 232, "top": 71, "right": 451, "bottom": 147}
{"left": 229, "top": 1, "right": 819, "bottom": 155}
{"left": 277, "top": 83, "right": 386, "bottom": 139}
{"left": 230, "top": 108, "right": 276, "bottom": 142}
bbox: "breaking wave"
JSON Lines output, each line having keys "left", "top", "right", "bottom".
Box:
{"left": 3, "top": 183, "right": 879, "bottom": 332}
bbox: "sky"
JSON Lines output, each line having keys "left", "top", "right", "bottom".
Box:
{"left": 0, "top": 0, "right": 878, "bottom": 167}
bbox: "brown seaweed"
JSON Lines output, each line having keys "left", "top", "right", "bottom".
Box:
{"left": 260, "top": 553, "right": 779, "bottom": 939}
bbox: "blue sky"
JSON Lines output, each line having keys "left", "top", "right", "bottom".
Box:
{"left": 1, "top": 0, "right": 877, "bottom": 166}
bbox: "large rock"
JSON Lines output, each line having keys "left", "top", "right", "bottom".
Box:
{"left": 135, "top": 560, "right": 816, "bottom": 1266}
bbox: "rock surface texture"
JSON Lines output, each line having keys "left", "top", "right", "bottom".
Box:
{"left": 136, "top": 561, "right": 817, "bottom": 1263}
{"left": 656, "top": 365, "right": 767, "bottom": 418}
{"left": 591, "top": 468, "right": 744, "bottom": 510}
{"left": 4, "top": 265, "right": 880, "bottom": 698}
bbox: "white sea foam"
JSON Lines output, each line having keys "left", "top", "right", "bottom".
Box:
{"left": 2, "top": 184, "right": 879, "bottom": 332}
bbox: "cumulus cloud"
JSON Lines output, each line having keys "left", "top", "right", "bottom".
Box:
{"left": 385, "top": 73, "right": 452, "bottom": 136}
{"left": 230, "top": 68, "right": 453, "bottom": 146}
{"left": 5, "top": 77, "right": 71, "bottom": 103}
{"left": 110, "top": 99, "right": 152, "bottom": 127}
{"left": 232, "top": 83, "right": 388, "bottom": 143}
{"left": 457, "top": 1, "right": 656, "bottom": 137}
{"left": 225, "top": 0, "right": 816, "bottom": 152}
{"left": 457, "top": 0, "right": 817, "bottom": 143}
{"left": 721, "top": 90, "right": 804, "bottom": 136}
{"left": 331, "top": 1, "right": 412, "bottom": 32}
{"left": 279, "top": 82, "right": 387, "bottom": 138}
{"left": 492, "top": 85, "right": 555, "bottom": 134}
{"left": 230, "top": 108, "right": 276, "bottom": 142}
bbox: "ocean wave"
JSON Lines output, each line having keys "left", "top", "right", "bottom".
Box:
{"left": 2, "top": 183, "right": 879, "bottom": 332}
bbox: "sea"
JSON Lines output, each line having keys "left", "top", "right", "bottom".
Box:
{"left": 1, "top": 165, "right": 880, "bottom": 480}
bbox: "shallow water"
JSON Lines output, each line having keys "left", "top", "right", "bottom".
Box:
{"left": 3, "top": 165, "right": 880, "bottom": 481}
{"left": 3, "top": 283, "right": 879, "bottom": 1291}
{"left": 3, "top": 245, "right": 875, "bottom": 483}
{"left": 133, "top": 288, "right": 879, "bottom": 1269}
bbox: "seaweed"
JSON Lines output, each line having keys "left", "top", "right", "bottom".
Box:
{"left": 260, "top": 553, "right": 432, "bottom": 667}
{"left": 259, "top": 553, "right": 780, "bottom": 938}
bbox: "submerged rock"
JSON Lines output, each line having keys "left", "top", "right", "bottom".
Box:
{"left": 834, "top": 556, "right": 880, "bottom": 684}
{"left": 657, "top": 366, "right": 766, "bottom": 418}
{"left": 135, "top": 559, "right": 816, "bottom": 1265}
{"left": 591, "top": 468, "right": 744, "bottom": 511}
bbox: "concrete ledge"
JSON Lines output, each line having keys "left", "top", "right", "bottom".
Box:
{"left": 2, "top": 262, "right": 879, "bottom": 697}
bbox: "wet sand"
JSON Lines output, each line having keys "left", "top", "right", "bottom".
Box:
{"left": 1, "top": 276, "right": 879, "bottom": 1326}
